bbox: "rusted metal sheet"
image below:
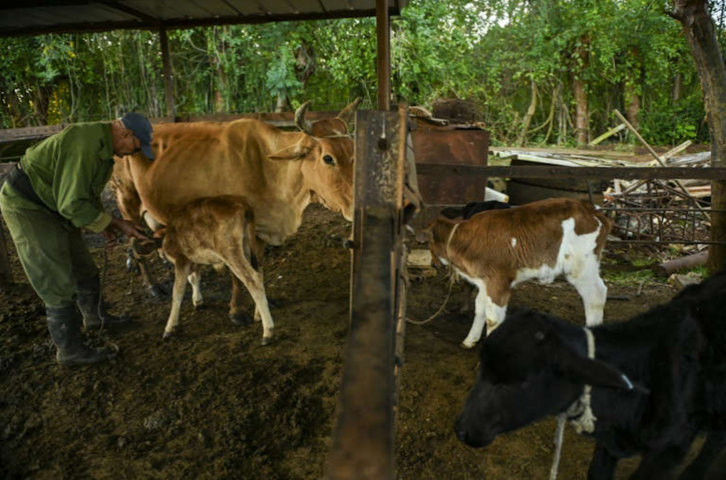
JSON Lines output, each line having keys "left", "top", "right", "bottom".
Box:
{"left": 0, "top": 1, "right": 408, "bottom": 37}
{"left": 411, "top": 124, "right": 489, "bottom": 205}
{"left": 326, "top": 107, "right": 408, "bottom": 480}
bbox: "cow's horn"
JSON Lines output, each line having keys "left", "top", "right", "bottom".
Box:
{"left": 295, "top": 101, "right": 314, "bottom": 134}
{"left": 336, "top": 97, "right": 362, "bottom": 124}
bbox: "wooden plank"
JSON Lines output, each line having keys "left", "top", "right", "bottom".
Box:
{"left": 415, "top": 163, "right": 726, "bottom": 181}
{"left": 326, "top": 109, "right": 403, "bottom": 480}
{"left": 490, "top": 145, "right": 636, "bottom": 158}
{"left": 589, "top": 123, "right": 626, "bottom": 146}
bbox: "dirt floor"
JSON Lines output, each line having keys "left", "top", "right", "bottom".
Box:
{"left": 0, "top": 202, "right": 719, "bottom": 479}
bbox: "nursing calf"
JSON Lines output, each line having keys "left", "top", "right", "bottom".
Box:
{"left": 417, "top": 198, "right": 613, "bottom": 348}
{"left": 158, "top": 196, "right": 273, "bottom": 345}
{"left": 455, "top": 269, "right": 726, "bottom": 479}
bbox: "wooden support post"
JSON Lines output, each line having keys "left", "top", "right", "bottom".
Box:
{"left": 376, "top": 0, "right": 391, "bottom": 111}
{"left": 325, "top": 108, "right": 406, "bottom": 480}
{"left": 159, "top": 26, "right": 176, "bottom": 121}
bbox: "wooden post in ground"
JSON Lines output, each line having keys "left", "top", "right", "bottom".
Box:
{"left": 325, "top": 107, "right": 408, "bottom": 480}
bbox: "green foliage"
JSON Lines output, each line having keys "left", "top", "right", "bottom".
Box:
{"left": 0, "top": 0, "right": 723, "bottom": 147}
{"left": 603, "top": 268, "right": 656, "bottom": 286}
{"left": 639, "top": 96, "right": 708, "bottom": 145}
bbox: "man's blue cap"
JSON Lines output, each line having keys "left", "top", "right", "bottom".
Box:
{"left": 121, "top": 112, "right": 155, "bottom": 160}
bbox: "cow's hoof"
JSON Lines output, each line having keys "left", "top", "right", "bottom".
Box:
{"left": 149, "top": 284, "right": 168, "bottom": 300}
{"left": 460, "top": 341, "right": 477, "bottom": 350}
{"left": 163, "top": 330, "right": 174, "bottom": 339}
{"left": 230, "top": 313, "right": 253, "bottom": 327}
{"left": 193, "top": 301, "right": 205, "bottom": 310}
{"left": 261, "top": 336, "right": 274, "bottom": 346}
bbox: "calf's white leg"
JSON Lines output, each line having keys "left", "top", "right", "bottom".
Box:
{"left": 228, "top": 261, "right": 274, "bottom": 345}
{"left": 566, "top": 258, "right": 607, "bottom": 326}
{"left": 187, "top": 268, "right": 203, "bottom": 308}
{"left": 462, "top": 279, "right": 489, "bottom": 349}
{"left": 164, "top": 261, "right": 192, "bottom": 338}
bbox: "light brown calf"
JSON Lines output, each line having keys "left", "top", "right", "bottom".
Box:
{"left": 159, "top": 196, "right": 273, "bottom": 345}
{"left": 418, "top": 198, "right": 613, "bottom": 348}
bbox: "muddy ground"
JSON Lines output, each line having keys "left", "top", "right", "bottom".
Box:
{"left": 0, "top": 202, "right": 721, "bottom": 479}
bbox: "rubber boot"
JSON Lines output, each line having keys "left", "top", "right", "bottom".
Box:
{"left": 46, "top": 305, "right": 117, "bottom": 366}
{"left": 76, "top": 274, "right": 132, "bottom": 328}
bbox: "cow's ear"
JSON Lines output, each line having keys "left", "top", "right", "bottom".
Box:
{"left": 268, "top": 141, "right": 314, "bottom": 161}
{"left": 553, "top": 340, "right": 649, "bottom": 394}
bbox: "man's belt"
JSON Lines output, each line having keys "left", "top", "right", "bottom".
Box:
{"left": 6, "top": 163, "right": 56, "bottom": 212}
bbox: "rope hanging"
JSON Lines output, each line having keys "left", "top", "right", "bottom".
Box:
{"left": 550, "top": 327, "right": 596, "bottom": 480}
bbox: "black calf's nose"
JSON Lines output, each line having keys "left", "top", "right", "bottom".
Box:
{"left": 456, "top": 429, "right": 469, "bottom": 443}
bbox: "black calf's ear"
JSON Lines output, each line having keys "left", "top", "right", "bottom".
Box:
{"left": 555, "top": 343, "right": 647, "bottom": 393}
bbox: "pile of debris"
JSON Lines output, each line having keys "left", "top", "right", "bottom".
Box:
{"left": 489, "top": 109, "right": 714, "bottom": 253}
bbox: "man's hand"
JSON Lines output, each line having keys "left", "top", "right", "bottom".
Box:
{"left": 102, "top": 217, "right": 148, "bottom": 249}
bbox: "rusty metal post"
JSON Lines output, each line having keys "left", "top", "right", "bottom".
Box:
{"left": 159, "top": 26, "right": 176, "bottom": 121}
{"left": 326, "top": 108, "right": 406, "bottom": 480}
{"left": 376, "top": 0, "right": 391, "bottom": 111}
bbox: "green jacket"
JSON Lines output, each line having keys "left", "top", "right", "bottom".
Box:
{"left": 1, "top": 122, "right": 115, "bottom": 233}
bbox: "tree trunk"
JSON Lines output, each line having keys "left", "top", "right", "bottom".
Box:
{"left": 671, "top": 0, "right": 726, "bottom": 270}
{"left": 32, "top": 83, "right": 52, "bottom": 126}
{"left": 672, "top": 72, "right": 682, "bottom": 102}
{"left": 572, "top": 75, "right": 588, "bottom": 146}
{"left": 516, "top": 80, "right": 538, "bottom": 146}
{"left": 625, "top": 46, "right": 642, "bottom": 130}
{"left": 572, "top": 36, "right": 590, "bottom": 146}
{"left": 625, "top": 81, "right": 641, "bottom": 131}
{"left": 275, "top": 90, "right": 289, "bottom": 112}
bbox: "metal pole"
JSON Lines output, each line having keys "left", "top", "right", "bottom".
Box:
{"left": 159, "top": 26, "right": 176, "bottom": 121}
{"left": 376, "top": 0, "right": 390, "bottom": 111}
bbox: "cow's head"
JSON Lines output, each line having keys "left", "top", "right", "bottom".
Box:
{"left": 454, "top": 308, "right": 640, "bottom": 448}
{"left": 267, "top": 100, "right": 358, "bottom": 221}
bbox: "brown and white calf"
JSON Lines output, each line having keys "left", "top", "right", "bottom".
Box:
{"left": 417, "top": 198, "right": 613, "bottom": 348}
{"left": 158, "top": 195, "right": 273, "bottom": 345}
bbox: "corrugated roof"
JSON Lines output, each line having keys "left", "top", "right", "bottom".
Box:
{"left": 0, "top": 0, "right": 408, "bottom": 37}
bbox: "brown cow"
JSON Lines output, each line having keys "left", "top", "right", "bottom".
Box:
{"left": 113, "top": 100, "right": 358, "bottom": 323}
{"left": 158, "top": 196, "right": 273, "bottom": 344}
{"left": 417, "top": 198, "right": 613, "bottom": 348}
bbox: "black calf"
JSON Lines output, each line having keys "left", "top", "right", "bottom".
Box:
{"left": 455, "top": 270, "right": 726, "bottom": 480}
{"left": 439, "top": 200, "right": 511, "bottom": 221}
